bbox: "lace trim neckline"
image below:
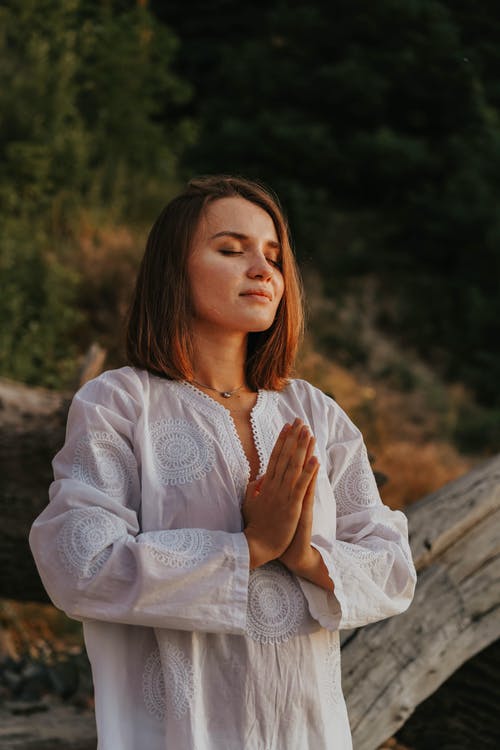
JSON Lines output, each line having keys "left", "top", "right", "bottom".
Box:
{"left": 149, "top": 374, "right": 281, "bottom": 492}
{"left": 180, "top": 380, "right": 264, "bottom": 417}
{"left": 180, "top": 381, "right": 269, "bottom": 482}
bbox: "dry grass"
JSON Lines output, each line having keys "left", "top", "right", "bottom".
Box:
{"left": 378, "top": 739, "right": 413, "bottom": 750}
{"left": 0, "top": 600, "right": 82, "bottom": 662}
{"left": 71, "top": 213, "right": 146, "bottom": 366}
{"left": 296, "top": 342, "right": 475, "bottom": 509}
{"left": 375, "top": 440, "right": 470, "bottom": 509}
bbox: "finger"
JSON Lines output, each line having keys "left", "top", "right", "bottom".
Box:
{"left": 245, "top": 477, "right": 263, "bottom": 499}
{"left": 303, "top": 435, "right": 316, "bottom": 468}
{"left": 281, "top": 426, "right": 314, "bottom": 485}
{"left": 296, "top": 460, "right": 320, "bottom": 532}
{"left": 283, "top": 461, "right": 319, "bottom": 555}
{"left": 291, "top": 454, "right": 319, "bottom": 503}
{"left": 269, "top": 418, "right": 304, "bottom": 482}
{"left": 253, "top": 475, "right": 265, "bottom": 495}
{"left": 264, "top": 421, "right": 295, "bottom": 480}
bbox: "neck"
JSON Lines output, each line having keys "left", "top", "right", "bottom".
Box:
{"left": 190, "top": 325, "right": 248, "bottom": 392}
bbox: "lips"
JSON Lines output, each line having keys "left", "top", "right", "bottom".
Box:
{"left": 240, "top": 289, "right": 272, "bottom": 301}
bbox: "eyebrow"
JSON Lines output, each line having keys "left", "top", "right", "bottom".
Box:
{"left": 209, "top": 231, "right": 281, "bottom": 251}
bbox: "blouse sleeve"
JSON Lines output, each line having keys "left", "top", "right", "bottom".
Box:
{"left": 29, "top": 371, "right": 250, "bottom": 635}
{"left": 299, "top": 395, "right": 417, "bottom": 631}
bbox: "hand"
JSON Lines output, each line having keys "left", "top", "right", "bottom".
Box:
{"left": 242, "top": 418, "right": 317, "bottom": 569}
{"left": 279, "top": 456, "right": 320, "bottom": 575}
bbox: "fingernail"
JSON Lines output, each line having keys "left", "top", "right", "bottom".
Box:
{"left": 282, "top": 423, "right": 291, "bottom": 433}
{"left": 308, "top": 456, "right": 318, "bottom": 468}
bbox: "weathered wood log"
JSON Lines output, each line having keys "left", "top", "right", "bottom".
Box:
{"left": 0, "top": 346, "right": 106, "bottom": 600}
{"left": 0, "top": 703, "right": 96, "bottom": 750}
{"left": 0, "top": 377, "right": 70, "bottom": 602}
{"left": 343, "top": 453, "right": 500, "bottom": 750}
{"left": 77, "top": 343, "right": 107, "bottom": 389}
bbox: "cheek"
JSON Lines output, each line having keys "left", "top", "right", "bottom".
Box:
{"left": 188, "top": 259, "right": 217, "bottom": 297}
{"left": 274, "top": 276, "right": 285, "bottom": 305}
{"left": 190, "top": 277, "right": 220, "bottom": 311}
{"left": 188, "top": 265, "right": 235, "bottom": 320}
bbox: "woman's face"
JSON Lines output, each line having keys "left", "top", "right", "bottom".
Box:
{"left": 187, "top": 197, "right": 285, "bottom": 336}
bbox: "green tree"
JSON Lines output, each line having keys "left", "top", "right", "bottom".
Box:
{"left": 154, "top": 0, "right": 500, "bottom": 410}
{"left": 75, "top": 0, "right": 194, "bottom": 216}
{"left": 0, "top": 0, "right": 193, "bottom": 387}
{"left": 0, "top": 0, "right": 88, "bottom": 216}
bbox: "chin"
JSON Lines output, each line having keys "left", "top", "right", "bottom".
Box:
{"left": 248, "top": 321, "right": 276, "bottom": 333}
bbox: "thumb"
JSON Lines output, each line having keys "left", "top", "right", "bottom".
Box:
{"left": 245, "top": 475, "right": 265, "bottom": 500}
{"left": 250, "top": 475, "right": 265, "bottom": 496}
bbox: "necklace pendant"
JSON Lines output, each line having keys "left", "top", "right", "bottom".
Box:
{"left": 221, "top": 391, "right": 232, "bottom": 398}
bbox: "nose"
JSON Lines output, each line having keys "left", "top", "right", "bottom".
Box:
{"left": 247, "top": 251, "right": 274, "bottom": 280}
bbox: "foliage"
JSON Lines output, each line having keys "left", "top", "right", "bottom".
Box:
{"left": 1, "top": 0, "right": 499, "bottom": 429}
{"left": 154, "top": 0, "right": 500, "bottom": 412}
{"left": 0, "top": 218, "right": 82, "bottom": 387}
{"left": 0, "top": 0, "right": 193, "bottom": 388}
{"left": 452, "top": 403, "right": 500, "bottom": 454}
{"left": 74, "top": 0, "right": 194, "bottom": 215}
{"left": 0, "top": 0, "right": 88, "bottom": 215}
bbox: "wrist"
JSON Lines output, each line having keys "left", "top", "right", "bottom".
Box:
{"left": 243, "top": 528, "right": 274, "bottom": 569}
{"left": 287, "top": 546, "right": 321, "bottom": 578}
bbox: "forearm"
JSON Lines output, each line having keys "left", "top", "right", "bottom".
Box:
{"left": 288, "top": 546, "right": 334, "bottom": 592}
{"left": 30, "top": 507, "right": 250, "bottom": 633}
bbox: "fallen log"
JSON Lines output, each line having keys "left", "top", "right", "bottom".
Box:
{"left": 0, "top": 702, "right": 96, "bottom": 750}
{"left": 0, "top": 377, "right": 70, "bottom": 602}
{"left": 0, "top": 347, "right": 105, "bottom": 602}
{"left": 343, "top": 453, "right": 500, "bottom": 750}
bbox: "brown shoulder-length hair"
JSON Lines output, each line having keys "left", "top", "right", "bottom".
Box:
{"left": 125, "top": 174, "right": 304, "bottom": 390}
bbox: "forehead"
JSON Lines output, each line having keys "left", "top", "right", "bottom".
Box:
{"left": 196, "top": 196, "right": 279, "bottom": 243}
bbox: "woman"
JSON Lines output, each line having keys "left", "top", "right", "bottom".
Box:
{"left": 30, "top": 175, "right": 417, "bottom": 750}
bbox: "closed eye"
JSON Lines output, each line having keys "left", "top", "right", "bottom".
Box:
{"left": 220, "top": 248, "right": 282, "bottom": 270}
{"left": 268, "top": 258, "right": 282, "bottom": 270}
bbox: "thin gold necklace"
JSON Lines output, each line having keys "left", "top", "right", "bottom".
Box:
{"left": 191, "top": 379, "right": 245, "bottom": 399}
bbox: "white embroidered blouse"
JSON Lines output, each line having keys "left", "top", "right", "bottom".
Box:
{"left": 29, "top": 366, "right": 417, "bottom": 750}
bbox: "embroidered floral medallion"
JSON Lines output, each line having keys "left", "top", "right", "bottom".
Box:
{"left": 335, "top": 453, "right": 379, "bottom": 514}
{"left": 72, "top": 430, "right": 135, "bottom": 497}
{"left": 149, "top": 418, "right": 215, "bottom": 486}
{"left": 141, "top": 528, "right": 213, "bottom": 568}
{"left": 142, "top": 647, "right": 166, "bottom": 720}
{"left": 143, "top": 642, "right": 195, "bottom": 721}
{"left": 324, "top": 635, "right": 342, "bottom": 707}
{"left": 57, "top": 507, "right": 126, "bottom": 579}
{"left": 246, "top": 562, "right": 308, "bottom": 644}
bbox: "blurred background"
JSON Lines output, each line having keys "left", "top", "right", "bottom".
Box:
{"left": 0, "top": 1, "right": 499, "bottom": 748}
